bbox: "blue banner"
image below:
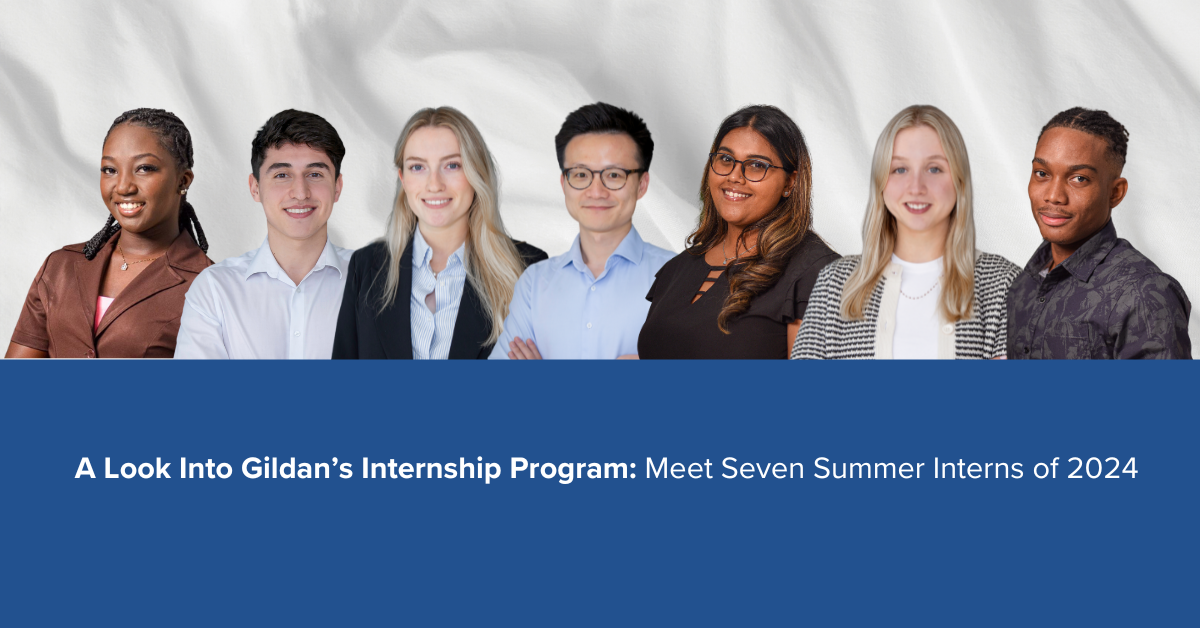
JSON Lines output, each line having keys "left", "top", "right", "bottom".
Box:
{"left": 2, "top": 361, "right": 1195, "bottom": 625}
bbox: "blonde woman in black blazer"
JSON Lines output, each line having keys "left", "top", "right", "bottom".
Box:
{"left": 332, "top": 107, "right": 545, "bottom": 359}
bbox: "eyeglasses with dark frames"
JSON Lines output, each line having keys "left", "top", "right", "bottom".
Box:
{"left": 707, "top": 152, "right": 786, "bottom": 182}
{"left": 562, "top": 166, "right": 646, "bottom": 191}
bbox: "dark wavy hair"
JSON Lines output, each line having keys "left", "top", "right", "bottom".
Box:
{"left": 251, "top": 109, "right": 346, "bottom": 180}
{"left": 83, "top": 108, "right": 208, "bottom": 260}
{"left": 688, "top": 105, "right": 815, "bottom": 333}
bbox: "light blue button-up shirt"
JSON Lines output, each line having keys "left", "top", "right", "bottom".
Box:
{"left": 411, "top": 228, "right": 468, "bottom": 360}
{"left": 489, "top": 226, "right": 673, "bottom": 359}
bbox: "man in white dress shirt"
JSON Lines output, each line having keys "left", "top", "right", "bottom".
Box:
{"left": 490, "top": 102, "right": 673, "bottom": 359}
{"left": 175, "top": 110, "right": 352, "bottom": 359}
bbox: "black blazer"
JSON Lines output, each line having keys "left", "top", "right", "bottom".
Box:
{"left": 332, "top": 237, "right": 547, "bottom": 359}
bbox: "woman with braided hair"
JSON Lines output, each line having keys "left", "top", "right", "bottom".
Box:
{"left": 6, "top": 108, "right": 212, "bottom": 358}
{"left": 638, "top": 105, "right": 839, "bottom": 359}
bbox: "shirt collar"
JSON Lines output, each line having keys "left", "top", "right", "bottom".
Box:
{"left": 243, "top": 237, "right": 347, "bottom": 282}
{"left": 412, "top": 228, "right": 465, "bottom": 270}
{"left": 1024, "top": 219, "right": 1118, "bottom": 283}
{"left": 561, "top": 226, "right": 647, "bottom": 274}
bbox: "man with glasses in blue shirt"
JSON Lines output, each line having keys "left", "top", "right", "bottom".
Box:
{"left": 490, "top": 102, "right": 673, "bottom": 359}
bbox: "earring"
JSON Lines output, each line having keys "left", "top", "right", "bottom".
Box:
{"left": 180, "top": 189, "right": 188, "bottom": 195}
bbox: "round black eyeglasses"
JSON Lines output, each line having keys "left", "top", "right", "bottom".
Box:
{"left": 708, "top": 153, "right": 786, "bottom": 182}
{"left": 562, "top": 167, "right": 645, "bottom": 191}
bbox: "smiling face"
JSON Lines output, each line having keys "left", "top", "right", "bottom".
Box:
{"left": 707, "top": 126, "right": 796, "bottom": 229}
{"left": 1029, "top": 126, "right": 1127, "bottom": 252}
{"left": 100, "top": 123, "right": 192, "bottom": 234}
{"left": 250, "top": 142, "right": 342, "bottom": 245}
{"left": 561, "top": 132, "right": 649, "bottom": 240}
{"left": 399, "top": 126, "right": 474, "bottom": 232}
{"left": 883, "top": 125, "right": 957, "bottom": 247}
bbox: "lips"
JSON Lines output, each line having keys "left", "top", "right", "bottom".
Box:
{"left": 422, "top": 198, "right": 451, "bottom": 208}
{"left": 1038, "top": 210, "right": 1071, "bottom": 227}
{"left": 285, "top": 205, "right": 315, "bottom": 218}
{"left": 722, "top": 189, "right": 751, "bottom": 202}
{"left": 904, "top": 202, "right": 931, "bottom": 214}
{"left": 116, "top": 201, "right": 145, "bottom": 216}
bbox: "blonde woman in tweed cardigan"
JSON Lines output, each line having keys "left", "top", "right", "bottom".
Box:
{"left": 792, "top": 105, "right": 1019, "bottom": 360}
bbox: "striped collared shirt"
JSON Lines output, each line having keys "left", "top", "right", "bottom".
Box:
{"left": 410, "top": 229, "right": 467, "bottom": 360}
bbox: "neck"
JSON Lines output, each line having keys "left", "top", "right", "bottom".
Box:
{"left": 1048, "top": 243, "right": 1079, "bottom": 269}
{"left": 268, "top": 225, "right": 329, "bottom": 285}
{"left": 722, "top": 224, "right": 758, "bottom": 257}
{"left": 419, "top": 220, "right": 470, "bottom": 273}
{"left": 117, "top": 219, "right": 181, "bottom": 257}
{"left": 893, "top": 225, "right": 948, "bottom": 264}
{"left": 579, "top": 222, "right": 631, "bottom": 279}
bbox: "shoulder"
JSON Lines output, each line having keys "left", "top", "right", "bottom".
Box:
{"left": 657, "top": 249, "right": 703, "bottom": 277}
{"left": 1105, "top": 241, "right": 1190, "bottom": 305}
{"left": 974, "top": 252, "right": 1021, "bottom": 283}
{"left": 349, "top": 240, "right": 391, "bottom": 272}
{"left": 512, "top": 239, "right": 548, "bottom": 266}
{"left": 641, "top": 242, "right": 677, "bottom": 270}
{"left": 782, "top": 231, "right": 841, "bottom": 277}
{"left": 332, "top": 243, "right": 355, "bottom": 266}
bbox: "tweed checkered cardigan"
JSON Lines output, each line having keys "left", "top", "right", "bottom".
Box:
{"left": 790, "top": 252, "right": 1020, "bottom": 359}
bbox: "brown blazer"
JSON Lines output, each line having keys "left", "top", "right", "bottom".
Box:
{"left": 11, "top": 231, "right": 211, "bottom": 358}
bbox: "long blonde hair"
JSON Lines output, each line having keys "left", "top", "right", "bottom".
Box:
{"left": 379, "top": 107, "right": 526, "bottom": 345}
{"left": 841, "top": 105, "right": 976, "bottom": 322}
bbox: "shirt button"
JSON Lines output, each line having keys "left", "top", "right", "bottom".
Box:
{"left": 590, "top": 286, "right": 596, "bottom": 292}
{"left": 1023, "top": 347, "right": 1030, "bottom": 354}
{"left": 1038, "top": 297, "right": 1045, "bottom": 303}
{"left": 586, "top": 322, "right": 592, "bottom": 329}
{"left": 293, "top": 331, "right": 301, "bottom": 337}
{"left": 942, "top": 324, "right": 954, "bottom": 335}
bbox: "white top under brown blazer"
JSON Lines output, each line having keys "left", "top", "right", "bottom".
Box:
{"left": 790, "top": 252, "right": 1020, "bottom": 360}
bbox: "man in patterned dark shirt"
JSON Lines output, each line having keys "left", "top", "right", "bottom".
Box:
{"left": 1007, "top": 107, "right": 1191, "bottom": 359}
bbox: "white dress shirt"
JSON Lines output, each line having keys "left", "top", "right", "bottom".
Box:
{"left": 410, "top": 229, "right": 467, "bottom": 360}
{"left": 489, "top": 226, "right": 673, "bottom": 359}
{"left": 174, "top": 238, "right": 352, "bottom": 359}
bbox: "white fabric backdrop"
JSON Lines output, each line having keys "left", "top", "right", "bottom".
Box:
{"left": 2, "top": 0, "right": 1197, "bottom": 349}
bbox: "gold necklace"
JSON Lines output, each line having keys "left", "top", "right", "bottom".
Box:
{"left": 721, "top": 239, "right": 757, "bottom": 264}
{"left": 117, "top": 245, "right": 161, "bottom": 271}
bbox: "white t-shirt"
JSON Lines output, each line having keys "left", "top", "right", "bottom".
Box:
{"left": 891, "top": 255, "right": 943, "bottom": 360}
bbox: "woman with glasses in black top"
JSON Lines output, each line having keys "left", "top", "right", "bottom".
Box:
{"left": 637, "top": 105, "right": 838, "bottom": 359}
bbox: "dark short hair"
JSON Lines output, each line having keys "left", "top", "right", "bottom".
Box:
{"left": 1038, "top": 107, "right": 1129, "bottom": 167}
{"left": 554, "top": 102, "right": 654, "bottom": 170}
{"left": 251, "top": 109, "right": 346, "bottom": 180}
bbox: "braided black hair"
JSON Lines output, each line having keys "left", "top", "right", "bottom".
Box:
{"left": 83, "top": 108, "right": 208, "bottom": 260}
{"left": 1038, "top": 107, "right": 1129, "bottom": 168}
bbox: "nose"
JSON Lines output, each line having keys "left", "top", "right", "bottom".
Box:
{"left": 1045, "top": 176, "right": 1069, "bottom": 205}
{"left": 426, "top": 168, "right": 445, "bottom": 192}
{"left": 291, "top": 174, "right": 310, "bottom": 201}
{"left": 908, "top": 170, "right": 927, "bottom": 195}
{"left": 115, "top": 169, "right": 137, "bottom": 196}
{"left": 725, "top": 163, "right": 746, "bottom": 184}
{"left": 584, "top": 175, "right": 609, "bottom": 198}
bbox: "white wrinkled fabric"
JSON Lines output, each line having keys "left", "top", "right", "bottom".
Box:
{"left": 1, "top": 0, "right": 1198, "bottom": 348}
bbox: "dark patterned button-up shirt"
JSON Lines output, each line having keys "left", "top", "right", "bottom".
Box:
{"left": 1007, "top": 220, "right": 1191, "bottom": 359}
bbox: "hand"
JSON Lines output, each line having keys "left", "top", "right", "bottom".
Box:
{"left": 507, "top": 337, "right": 543, "bottom": 360}
{"left": 617, "top": 354, "right": 639, "bottom": 360}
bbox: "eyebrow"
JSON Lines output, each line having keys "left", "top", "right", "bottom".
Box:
{"left": 1031, "top": 157, "right": 1098, "bottom": 173}
{"left": 267, "top": 162, "right": 330, "bottom": 171}
{"left": 405, "top": 154, "right": 462, "bottom": 162}
{"left": 716, "top": 147, "right": 776, "bottom": 163}
{"left": 101, "top": 153, "right": 161, "bottom": 161}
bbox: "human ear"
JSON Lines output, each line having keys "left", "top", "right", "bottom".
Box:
{"left": 635, "top": 171, "right": 650, "bottom": 201}
{"left": 1109, "top": 176, "right": 1128, "bottom": 210}
{"left": 248, "top": 173, "right": 261, "bottom": 202}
